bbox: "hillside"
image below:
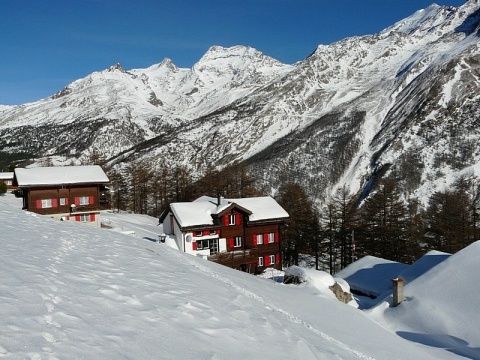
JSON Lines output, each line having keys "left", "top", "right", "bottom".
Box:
{"left": 0, "top": 194, "right": 465, "bottom": 359}
{"left": 1, "top": 1, "right": 480, "bottom": 205}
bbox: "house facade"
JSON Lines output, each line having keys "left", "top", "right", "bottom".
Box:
{"left": 159, "top": 196, "right": 289, "bottom": 274}
{"left": 0, "top": 172, "right": 15, "bottom": 190}
{"left": 13, "top": 165, "right": 110, "bottom": 227}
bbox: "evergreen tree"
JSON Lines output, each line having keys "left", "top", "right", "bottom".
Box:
{"left": 277, "top": 182, "right": 319, "bottom": 268}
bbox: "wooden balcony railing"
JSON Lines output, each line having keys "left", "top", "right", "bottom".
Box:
{"left": 207, "top": 248, "right": 258, "bottom": 267}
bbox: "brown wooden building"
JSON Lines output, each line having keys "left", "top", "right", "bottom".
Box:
{"left": 159, "top": 196, "right": 289, "bottom": 274}
{"left": 0, "top": 172, "right": 15, "bottom": 190}
{"left": 13, "top": 165, "right": 110, "bottom": 227}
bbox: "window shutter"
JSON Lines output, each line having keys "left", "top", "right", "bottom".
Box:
{"left": 75, "top": 215, "right": 80, "bottom": 221}
{"left": 264, "top": 255, "right": 270, "bottom": 266}
{"left": 192, "top": 241, "right": 198, "bottom": 251}
{"left": 253, "top": 234, "right": 257, "bottom": 246}
{"left": 74, "top": 197, "right": 80, "bottom": 206}
{"left": 66, "top": 216, "right": 70, "bottom": 220}
{"left": 229, "top": 238, "right": 234, "bottom": 249}
{"left": 52, "top": 198, "right": 58, "bottom": 207}
{"left": 89, "top": 195, "right": 94, "bottom": 205}
{"left": 275, "top": 253, "right": 280, "bottom": 264}
{"left": 90, "top": 213, "right": 96, "bottom": 221}
{"left": 224, "top": 215, "right": 229, "bottom": 226}
{"left": 275, "top": 232, "right": 279, "bottom": 243}
{"left": 263, "top": 233, "right": 268, "bottom": 244}
{"left": 235, "top": 213, "right": 240, "bottom": 225}
{"left": 36, "top": 199, "right": 42, "bottom": 209}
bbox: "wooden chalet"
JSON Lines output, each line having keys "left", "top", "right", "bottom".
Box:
{"left": 0, "top": 172, "right": 15, "bottom": 190}
{"left": 13, "top": 165, "right": 110, "bottom": 227}
{"left": 159, "top": 196, "right": 290, "bottom": 274}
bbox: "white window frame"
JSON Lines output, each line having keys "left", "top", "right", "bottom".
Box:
{"left": 234, "top": 236, "right": 242, "bottom": 248}
{"left": 256, "top": 234, "right": 263, "bottom": 245}
{"left": 41, "top": 199, "right": 52, "bottom": 208}
{"left": 228, "top": 214, "right": 236, "bottom": 225}
{"left": 5, "top": 180, "right": 12, "bottom": 185}
{"left": 79, "top": 196, "right": 89, "bottom": 205}
{"left": 78, "top": 214, "right": 90, "bottom": 222}
{"left": 59, "top": 198, "right": 66, "bottom": 206}
{"left": 258, "top": 257, "right": 264, "bottom": 267}
{"left": 269, "top": 255, "right": 275, "bottom": 265}
{"left": 194, "top": 231, "right": 203, "bottom": 237}
{"left": 268, "top": 232, "right": 275, "bottom": 243}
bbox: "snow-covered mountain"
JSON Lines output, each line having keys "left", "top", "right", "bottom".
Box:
{"left": 1, "top": 1, "right": 480, "bottom": 205}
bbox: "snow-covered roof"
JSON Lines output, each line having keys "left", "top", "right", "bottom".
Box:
{"left": 14, "top": 165, "right": 109, "bottom": 187}
{"left": 0, "top": 172, "right": 14, "bottom": 180}
{"left": 170, "top": 196, "right": 289, "bottom": 228}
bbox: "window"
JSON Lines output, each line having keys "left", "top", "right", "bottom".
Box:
{"left": 269, "top": 255, "right": 275, "bottom": 265}
{"left": 5, "top": 180, "right": 12, "bottom": 185}
{"left": 234, "top": 236, "right": 242, "bottom": 248}
{"left": 268, "top": 232, "right": 275, "bottom": 243}
{"left": 228, "top": 214, "right": 236, "bottom": 225}
{"left": 258, "top": 257, "right": 264, "bottom": 267}
{"left": 210, "top": 230, "right": 216, "bottom": 235}
{"left": 41, "top": 199, "right": 52, "bottom": 208}
{"left": 79, "top": 196, "right": 89, "bottom": 205}
{"left": 196, "top": 239, "right": 218, "bottom": 254}
{"left": 59, "top": 198, "right": 67, "bottom": 206}
{"left": 256, "top": 234, "right": 263, "bottom": 245}
{"left": 194, "top": 231, "right": 203, "bottom": 237}
{"left": 78, "top": 214, "right": 89, "bottom": 222}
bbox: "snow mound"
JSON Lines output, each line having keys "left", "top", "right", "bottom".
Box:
{"left": 335, "top": 256, "right": 408, "bottom": 298}
{"left": 369, "top": 241, "right": 480, "bottom": 359}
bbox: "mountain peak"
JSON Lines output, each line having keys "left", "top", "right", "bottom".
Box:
{"left": 108, "top": 63, "right": 125, "bottom": 72}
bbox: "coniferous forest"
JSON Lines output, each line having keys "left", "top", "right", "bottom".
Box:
{"left": 63, "top": 151, "right": 480, "bottom": 275}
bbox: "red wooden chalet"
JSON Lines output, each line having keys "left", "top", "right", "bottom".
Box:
{"left": 159, "top": 196, "right": 290, "bottom": 274}
{"left": 13, "top": 165, "right": 110, "bottom": 227}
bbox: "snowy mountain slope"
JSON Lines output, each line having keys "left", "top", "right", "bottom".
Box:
{"left": 113, "top": 1, "right": 480, "bottom": 203}
{"left": 1, "top": 2, "right": 480, "bottom": 205}
{"left": 0, "top": 46, "right": 292, "bottom": 160}
{"left": 0, "top": 196, "right": 458, "bottom": 359}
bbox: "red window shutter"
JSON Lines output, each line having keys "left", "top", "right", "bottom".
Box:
{"left": 264, "top": 255, "right": 270, "bottom": 266}
{"left": 224, "top": 215, "right": 229, "bottom": 226}
{"left": 89, "top": 195, "right": 94, "bottom": 205}
{"left": 275, "top": 253, "right": 280, "bottom": 264}
{"left": 75, "top": 215, "right": 80, "bottom": 221}
{"left": 275, "top": 232, "right": 279, "bottom": 243}
{"left": 66, "top": 216, "right": 70, "bottom": 220}
{"left": 193, "top": 241, "right": 198, "bottom": 251}
{"left": 229, "top": 238, "right": 234, "bottom": 249}
{"left": 235, "top": 214, "right": 240, "bottom": 225}
{"left": 263, "top": 233, "right": 268, "bottom": 244}
{"left": 74, "top": 197, "right": 80, "bottom": 206}
{"left": 52, "top": 198, "right": 58, "bottom": 208}
{"left": 90, "top": 213, "right": 96, "bottom": 221}
{"left": 36, "top": 199, "right": 42, "bottom": 209}
{"left": 65, "top": 198, "right": 69, "bottom": 205}
{"left": 253, "top": 234, "right": 257, "bottom": 246}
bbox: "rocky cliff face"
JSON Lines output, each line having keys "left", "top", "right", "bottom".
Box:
{"left": 1, "top": 1, "right": 480, "bottom": 205}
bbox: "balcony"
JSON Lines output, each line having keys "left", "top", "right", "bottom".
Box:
{"left": 207, "top": 248, "right": 258, "bottom": 267}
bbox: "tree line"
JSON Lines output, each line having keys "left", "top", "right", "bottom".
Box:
{"left": 87, "top": 152, "right": 480, "bottom": 274}
{"left": 277, "top": 175, "right": 480, "bottom": 274}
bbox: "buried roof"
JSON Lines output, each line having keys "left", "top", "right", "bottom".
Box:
{"left": 0, "top": 172, "right": 14, "bottom": 180}
{"left": 14, "top": 165, "right": 109, "bottom": 187}
{"left": 168, "top": 196, "right": 289, "bottom": 228}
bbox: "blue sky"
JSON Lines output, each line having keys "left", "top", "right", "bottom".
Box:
{"left": 0, "top": 0, "right": 466, "bottom": 105}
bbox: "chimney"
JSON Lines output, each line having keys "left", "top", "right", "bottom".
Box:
{"left": 217, "top": 191, "right": 221, "bottom": 206}
{"left": 392, "top": 278, "right": 405, "bottom": 307}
